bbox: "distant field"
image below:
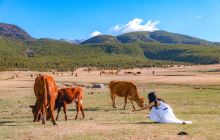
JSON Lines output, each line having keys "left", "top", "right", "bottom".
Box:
{"left": 0, "top": 65, "right": 220, "bottom": 140}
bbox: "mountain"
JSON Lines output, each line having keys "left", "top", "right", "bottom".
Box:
{"left": 0, "top": 23, "right": 33, "bottom": 41}
{"left": 117, "top": 31, "right": 156, "bottom": 43}
{"left": 60, "top": 39, "right": 84, "bottom": 44}
{"left": 149, "top": 31, "right": 211, "bottom": 45}
{"left": 81, "top": 35, "right": 119, "bottom": 44}
{"left": 82, "top": 31, "right": 212, "bottom": 45}
{"left": 1, "top": 23, "right": 220, "bottom": 71}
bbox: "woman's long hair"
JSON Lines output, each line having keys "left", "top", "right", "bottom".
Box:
{"left": 148, "top": 92, "right": 166, "bottom": 110}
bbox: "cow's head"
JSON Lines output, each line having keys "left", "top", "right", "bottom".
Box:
{"left": 137, "top": 97, "right": 145, "bottom": 107}
{"left": 29, "top": 105, "right": 51, "bottom": 121}
{"left": 29, "top": 104, "right": 38, "bottom": 120}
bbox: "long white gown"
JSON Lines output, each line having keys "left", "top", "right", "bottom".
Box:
{"left": 149, "top": 101, "right": 192, "bottom": 124}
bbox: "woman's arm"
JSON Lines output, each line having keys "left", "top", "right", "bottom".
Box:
{"left": 132, "top": 102, "right": 155, "bottom": 112}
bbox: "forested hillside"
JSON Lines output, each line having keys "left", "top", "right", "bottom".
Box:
{"left": 1, "top": 23, "right": 220, "bottom": 71}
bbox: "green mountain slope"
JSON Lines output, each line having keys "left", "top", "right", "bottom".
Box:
{"left": 149, "top": 31, "right": 211, "bottom": 45}
{"left": 117, "top": 31, "right": 156, "bottom": 43}
{"left": 82, "top": 31, "right": 212, "bottom": 45}
{"left": 81, "top": 35, "right": 119, "bottom": 44}
{"left": 1, "top": 23, "right": 220, "bottom": 71}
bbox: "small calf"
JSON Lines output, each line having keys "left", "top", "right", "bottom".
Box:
{"left": 55, "top": 87, "right": 85, "bottom": 120}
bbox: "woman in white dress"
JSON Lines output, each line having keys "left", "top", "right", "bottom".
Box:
{"left": 132, "top": 92, "right": 192, "bottom": 124}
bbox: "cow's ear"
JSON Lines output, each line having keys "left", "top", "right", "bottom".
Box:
{"left": 29, "top": 105, "right": 34, "bottom": 108}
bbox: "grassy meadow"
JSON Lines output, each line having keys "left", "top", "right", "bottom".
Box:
{"left": 0, "top": 65, "right": 220, "bottom": 140}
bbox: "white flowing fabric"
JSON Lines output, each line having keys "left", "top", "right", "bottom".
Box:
{"left": 149, "top": 101, "right": 192, "bottom": 124}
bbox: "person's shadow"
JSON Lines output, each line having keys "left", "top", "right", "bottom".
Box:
{"left": 135, "top": 121, "right": 159, "bottom": 124}
{"left": 100, "top": 122, "right": 159, "bottom": 125}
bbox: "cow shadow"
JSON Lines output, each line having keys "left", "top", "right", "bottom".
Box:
{"left": 0, "top": 120, "right": 14, "bottom": 124}
{"left": 68, "top": 107, "right": 99, "bottom": 112}
{"left": 0, "top": 121, "right": 17, "bottom": 126}
{"left": 0, "top": 120, "right": 33, "bottom": 126}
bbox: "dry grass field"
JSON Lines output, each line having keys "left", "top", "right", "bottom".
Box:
{"left": 0, "top": 65, "right": 220, "bottom": 140}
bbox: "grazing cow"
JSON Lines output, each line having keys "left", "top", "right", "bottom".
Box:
{"left": 124, "top": 71, "right": 133, "bottom": 75}
{"left": 109, "top": 81, "right": 144, "bottom": 109}
{"left": 136, "top": 72, "right": 141, "bottom": 75}
{"left": 29, "top": 75, "right": 58, "bottom": 125}
{"left": 55, "top": 87, "right": 84, "bottom": 121}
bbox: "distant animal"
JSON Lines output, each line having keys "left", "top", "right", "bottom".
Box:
{"left": 136, "top": 72, "right": 141, "bottom": 75}
{"left": 29, "top": 75, "right": 58, "bottom": 125}
{"left": 178, "top": 131, "right": 189, "bottom": 135}
{"left": 124, "top": 71, "right": 133, "bottom": 75}
{"left": 109, "top": 81, "right": 144, "bottom": 109}
{"left": 55, "top": 87, "right": 84, "bottom": 121}
{"left": 101, "top": 70, "right": 118, "bottom": 75}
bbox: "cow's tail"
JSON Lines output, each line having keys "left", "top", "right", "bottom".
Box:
{"left": 42, "top": 76, "right": 48, "bottom": 114}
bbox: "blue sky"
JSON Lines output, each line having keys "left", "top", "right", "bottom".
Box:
{"left": 0, "top": 0, "right": 220, "bottom": 41}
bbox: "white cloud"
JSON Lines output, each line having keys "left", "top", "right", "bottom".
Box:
{"left": 190, "top": 14, "right": 203, "bottom": 19}
{"left": 196, "top": 15, "right": 202, "bottom": 19}
{"left": 90, "top": 30, "right": 102, "bottom": 37}
{"left": 110, "top": 18, "right": 160, "bottom": 34}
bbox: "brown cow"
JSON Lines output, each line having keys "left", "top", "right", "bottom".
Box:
{"left": 55, "top": 87, "right": 84, "bottom": 121}
{"left": 29, "top": 75, "right": 58, "bottom": 125}
{"left": 109, "top": 81, "right": 144, "bottom": 109}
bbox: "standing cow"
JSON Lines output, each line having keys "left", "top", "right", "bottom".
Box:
{"left": 55, "top": 87, "right": 84, "bottom": 121}
{"left": 29, "top": 75, "right": 58, "bottom": 125}
{"left": 109, "top": 81, "right": 144, "bottom": 109}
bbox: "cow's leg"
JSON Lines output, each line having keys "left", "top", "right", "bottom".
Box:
{"left": 111, "top": 94, "right": 117, "bottom": 108}
{"left": 110, "top": 90, "right": 116, "bottom": 108}
{"left": 63, "top": 102, "right": 67, "bottom": 121}
{"left": 75, "top": 102, "right": 80, "bottom": 120}
{"left": 49, "top": 100, "right": 57, "bottom": 125}
{"left": 37, "top": 113, "right": 41, "bottom": 122}
{"left": 34, "top": 105, "right": 40, "bottom": 122}
{"left": 124, "top": 96, "right": 127, "bottom": 110}
{"left": 80, "top": 105, "right": 85, "bottom": 119}
{"left": 46, "top": 107, "right": 51, "bottom": 121}
{"left": 41, "top": 105, "right": 46, "bottom": 124}
{"left": 56, "top": 107, "right": 61, "bottom": 121}
{"left": 111, "top": 95, "right": 114, "bottom": 108}
{"left": 113, "top": 95, "right": 117, "bottom": 108}
{"left": 130, "top": 100, "right": 136, "bottom": 109}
